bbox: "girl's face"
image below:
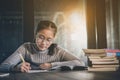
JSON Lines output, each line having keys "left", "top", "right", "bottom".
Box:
{"left": 35, "top": 29, "right": 54, "bottom": 51}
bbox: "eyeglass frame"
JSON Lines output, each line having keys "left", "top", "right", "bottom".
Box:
{"left": 36, "top": 34, "right": 54, "bottom": 44}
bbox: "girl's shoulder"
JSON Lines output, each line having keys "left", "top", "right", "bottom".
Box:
{"left": 22, "top": 42, "right": 36, "bottom": 47}
{"left": 23, "top": 42, "right": 32, "bottom": 45}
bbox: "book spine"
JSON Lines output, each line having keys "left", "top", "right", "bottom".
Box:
{"left": 91, "top": 60, "right": 119, "bottom": 65}
{"left": 106, "top": 52, "right": 120, "bottom": 57}
{"left": 105, "top": 49, "right": 120, "bottom": 53}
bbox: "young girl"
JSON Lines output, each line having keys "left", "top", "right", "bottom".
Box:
{"left": 0, "top": 20, "right": 85, "bottom": 72}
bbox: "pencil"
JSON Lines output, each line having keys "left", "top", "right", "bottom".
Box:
{"left": 19, "top": 53, "right": 25, "bottom": 62}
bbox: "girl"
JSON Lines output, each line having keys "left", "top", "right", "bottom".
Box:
{"left": 0, "top": 20, "right": 85, "bottom": 72}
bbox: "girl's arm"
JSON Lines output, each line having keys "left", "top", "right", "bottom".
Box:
{"left": 0, "top": 45, "right": 26, "bottom": 72}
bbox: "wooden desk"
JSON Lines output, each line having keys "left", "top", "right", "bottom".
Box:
{"left": 0, "top": 70, "right": 119, "bottom": 80}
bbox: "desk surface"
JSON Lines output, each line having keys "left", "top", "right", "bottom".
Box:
{"left": 0, "top": 70, "right": 120, "bottom": 80}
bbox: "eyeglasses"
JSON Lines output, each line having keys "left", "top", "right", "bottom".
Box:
{"left": 36, "top": 34, "right": 53, "bottom": 44}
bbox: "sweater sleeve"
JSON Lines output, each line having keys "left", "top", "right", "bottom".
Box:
{"left": 0, "top": 44, "right": 26, "bottom": 72}
{"left": 51, "top": 46, "right": 85, "bottom": 68}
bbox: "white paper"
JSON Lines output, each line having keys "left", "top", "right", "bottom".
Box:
{"left": 0, "top": 73, "right": 9, "bottom": 77}
{"left": 27, "top": 70, "right": 49, "bottom": 73}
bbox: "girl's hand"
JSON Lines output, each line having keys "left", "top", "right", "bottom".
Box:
{"left": 40, "top": 63, "right": 52, "bottom": 70}
{"left": 20, "top": 62, "right": 31, "bottom": 72}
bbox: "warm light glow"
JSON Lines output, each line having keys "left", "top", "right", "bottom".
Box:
{"left": 69, "top": 12, "right": 82, "bottom": 26}
{"left": 71, "top": 33, "right": 78, "bottom": 40}
{"left": 54, "top": 10, "right": 87, "bottom": 57}
{"left": 67, "top": 11, "right": 87, "bottom": 53}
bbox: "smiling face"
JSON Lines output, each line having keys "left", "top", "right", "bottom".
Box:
{"left": 35, "top": 20, "right": 57, "bottom": 51}
{"left": 35, "top": 29, "right": 55, "bottom": 51}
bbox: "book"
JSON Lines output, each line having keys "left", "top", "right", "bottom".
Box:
{"left": 85, "top": 53, "right": 106, "bottom": 57}
{"left": 92, "top": 64, "right": 119, "bottom": 68}
{"left": 105, "top": 49, "right": 120, "bottom": 57}
{"left": 83, "top": 49, "right": 106, "bottom": 54}
{"left": 89, "top": 58, "right": 117, "bottom": 62}
{"left": 83, "top": 49, "right": 106, "bottom": 57}
{"left": 60, "top": 66, "right": 87, "bottom": 71}
{"left": 105, "top": 49, "right": 120, "bottom": 53}
{"left": 88, "top": 67, "right": 118, "bottom": 71}
{"left": 27, "top": 66, "right": 88, "bottom": 73}
{"left": 91, "top": 60, "right": 119, "bottom": 65}
{"left": 89, "top": 56, "right": 117, "bottom": 59}
{"left": 84, "top": 49, "right": 120, "bottom": 57}
{"left": 89, "top": 56, "right": 116, "bottom": 59}
{"left": 106, "top": 52, "right": 120, "bottom": 57}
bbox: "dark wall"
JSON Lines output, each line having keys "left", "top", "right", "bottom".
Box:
{"left": 0, "top": 0, "right": 24, "bottom": 63}
{"left": 23, "top": 0, "right": 34, "bottom": 42}
{"left": 0, "top": 0, "right": 34, "bottom": 63}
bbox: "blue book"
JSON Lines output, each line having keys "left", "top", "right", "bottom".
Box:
{"left": 116, "top": 52, "right": 120, "bottom": 56}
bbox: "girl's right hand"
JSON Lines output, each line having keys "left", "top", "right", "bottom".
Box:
{"left": 20, "top": 62, "right": 31, "bottom": 72}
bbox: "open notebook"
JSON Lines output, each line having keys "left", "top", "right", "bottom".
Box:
{"left": 0, "top": 66, "right": 87, "bottom": 74}
{"left": 28, "top": 66, "right": 87, "bottom": 73}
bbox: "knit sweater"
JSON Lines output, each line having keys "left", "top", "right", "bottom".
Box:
{"left": 0, "top": 42, "right": 85, "bottom": 72}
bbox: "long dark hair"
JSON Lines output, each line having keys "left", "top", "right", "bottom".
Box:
{"left": 35, "top": 20, "right": 58, "bottom": 55}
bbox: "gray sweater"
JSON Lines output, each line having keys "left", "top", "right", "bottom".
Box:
{"left": 0, "top": 42, "right": 85, "bottom": 72}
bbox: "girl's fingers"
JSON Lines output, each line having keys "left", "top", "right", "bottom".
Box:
{"left": 20, "top": 62, "right": 31, "bottom": 72}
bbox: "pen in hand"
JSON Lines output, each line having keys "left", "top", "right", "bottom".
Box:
{"left": 19, "top": 53, "right": 25, "bottom": 63}
{"left": 19, "top": 53, "right": 31, "bottom": 72}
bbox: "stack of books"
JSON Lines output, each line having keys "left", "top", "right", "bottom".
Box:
{"left": 83, "top": 49, "right": 120, "bottom": 71}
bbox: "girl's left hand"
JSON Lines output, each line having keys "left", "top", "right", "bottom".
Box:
{"left": 40, "top": 63, "right": 52, "bottom": 70}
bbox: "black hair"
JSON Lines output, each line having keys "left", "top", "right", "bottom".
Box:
{"left": 48, "top": 43, "right": 57, "bottom": 55}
